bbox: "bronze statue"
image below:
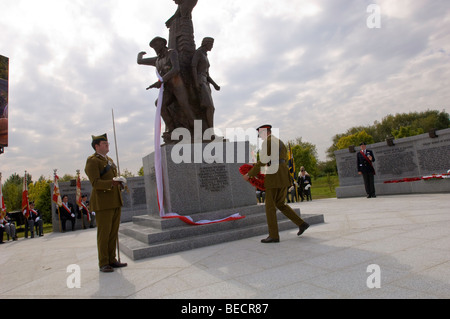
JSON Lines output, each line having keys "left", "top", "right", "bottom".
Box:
{"left": 137, "top": 37, "right": 196, "bottom": 142}
{"left": 138, "top": 0, "right": 220, "bottom": 143}
{"left": 166, "top": 0, "right": 198, "bottom": 80}
{"left": 192, "top": 37, "right": 220, "bottom": 130}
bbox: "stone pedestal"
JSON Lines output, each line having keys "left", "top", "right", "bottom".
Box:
{"left": 142, "top": 141, "right": 256, "bottom": 217}
{"left": 117, "top": 140, "right": 325, "bottom": 260}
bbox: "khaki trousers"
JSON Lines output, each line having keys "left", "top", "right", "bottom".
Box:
{"left": 96, "top": 207, "right": 121, "bottom": 268}
{"left": 265, "top": 187, "right": 305, "bottom": 239}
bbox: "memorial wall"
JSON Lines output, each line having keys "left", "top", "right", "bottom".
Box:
{"left": 335, "top": 128, "right": 450, "bottom": 198}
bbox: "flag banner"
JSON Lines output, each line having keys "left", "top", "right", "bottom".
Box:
{"left": 163, "top": 212, "right": 245, "bottom": 226}
{"left": 76, "top": 173, "right": 82, "bottom": 208}
{"left": 52, "top": 173, "right": 62, "bottom": 207}
{"left": 22, "top": 172, "right": 29, "bottom": 218}
{"left": 288, "top": 143, "right": 295, "bottom": 178}
{"left": 0, "top": 173, "right": 6, "bottom": 219}
{"left": 154, "top": 70, "right": 165, "bottom": 217}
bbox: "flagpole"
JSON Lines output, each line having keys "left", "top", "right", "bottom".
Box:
{"left": 54, "top": 169, "right": 62, "bottom": 233}
{"left": 76, "top": 170, "right": 84, "bottom": 229}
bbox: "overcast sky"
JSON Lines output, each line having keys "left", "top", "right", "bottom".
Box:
{"left": 1, "top": 0, "right": 449, "bottom": 181}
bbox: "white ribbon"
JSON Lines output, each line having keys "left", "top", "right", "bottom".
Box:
{"left": 155, "top": 71, "right": 165, "bottom": 217}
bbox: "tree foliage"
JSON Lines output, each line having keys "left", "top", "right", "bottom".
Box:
{"left": 327, "top": 109, "right": 449, "bottom": 158}
{"left": 287, "top": 137, "right": 318, "bottom": 178}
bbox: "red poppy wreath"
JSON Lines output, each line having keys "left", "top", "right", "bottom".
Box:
{"left": 239, "top": 164, "right": 266, "bottom": 191}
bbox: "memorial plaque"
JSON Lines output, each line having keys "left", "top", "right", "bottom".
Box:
{"left": 417, "top": 138, "right": 450, "bottom": 174}
{"left": 376, "top": 145, "right": 418, "bottom": 178}
{"left": 198, "top": 164, "right": 229, "bottom": 192}
{"left": 143, "top": 141, "right": 255, "bottom": 216}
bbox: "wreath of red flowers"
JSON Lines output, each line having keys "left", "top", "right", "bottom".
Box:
{"left": 239, "top": 164, "right": 266, "bottom": 191}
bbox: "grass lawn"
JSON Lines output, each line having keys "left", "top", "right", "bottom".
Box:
{"left": 308, "top": 174, "right": 339, "bottom": 200}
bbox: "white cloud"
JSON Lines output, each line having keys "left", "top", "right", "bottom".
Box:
{"left": 0, "top": 0, "right": 449, "bottom": 181}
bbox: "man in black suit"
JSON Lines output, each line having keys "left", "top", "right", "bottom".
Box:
{"left": 60, "top": 195, "right": 76, "bottom": 231}
{"left": 357, "top": 142, "right": 376, "bottom": 198}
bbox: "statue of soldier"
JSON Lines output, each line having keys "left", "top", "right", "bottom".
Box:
{"left": 137, "top": 37, "right": 196, "bottom": 142}
{"left": 192, "top": 37, "right": 220, "bottom": 131}
{"left": 166, "top": 0, "right": 198, "bottom": 81}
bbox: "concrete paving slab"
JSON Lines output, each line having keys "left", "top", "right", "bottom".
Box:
{"left": 1, "top": 193, "right": 450, "bottom": 300}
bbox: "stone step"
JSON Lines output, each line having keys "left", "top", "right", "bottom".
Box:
{"left": 131, "top": 204, "right": 267, "bottom": 230}
{"left": 119, "top": 212, "right": 324, "bottom": 260}
{"left": 120, "top": 208, "right": 269, "bottom": 245}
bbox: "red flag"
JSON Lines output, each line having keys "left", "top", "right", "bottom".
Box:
{"left": 0, "top": 173, "right": 6, "bottom": 220}
{"left": 52, "top": 173, "right": 62, "bottom": 207}
{"left": 76, "top": 171, "right": 90, "bottom": 222}
{"left": 22, "top": 172, "right": 29, "bottom": 218}
{"left": 76, "top": 172, "right": 82, "bottom": 208}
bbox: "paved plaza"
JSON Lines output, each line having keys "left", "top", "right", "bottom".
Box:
{"left": 1, "top": 193, "right": 449, "bottom": 299}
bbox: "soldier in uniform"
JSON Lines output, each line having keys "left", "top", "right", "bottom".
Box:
{"left": 243, "top": 125, "right": 310, "bottom": 243}
{"left": 85, "top": 134, "right": 127, "bottom": 273}
{"left": 192, "top": 37, "right": 221, "bottom": 131}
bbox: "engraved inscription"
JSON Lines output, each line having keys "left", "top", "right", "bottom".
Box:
{"left": 376, "top": 146, "right": 418, "bottom": 176}
{"left": 198, "top": 165, "right": 229, "bottom": 192}
{"left": 417, "top": 144, "right": 450, "bottom": 173}
{"left": 132, "top": 187, "right": 146, "bottom": 205}
{"left": 337, "top": 156, "right": 358, "bottom": 178}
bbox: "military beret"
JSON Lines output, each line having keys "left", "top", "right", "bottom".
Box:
{"left": 256, "top": 124, "right": 272, "bottom": 131}
{"left": 150, "top": 37, "right": 167, "bottom": 48}
{"left": 360, "top": 142, "right": 367, "bottom": 146}
{"left": 92, "top": 133, "right": 108, "bottom": 142}
{"left": 91, "top": 133, "right": 108, "bottom": 149}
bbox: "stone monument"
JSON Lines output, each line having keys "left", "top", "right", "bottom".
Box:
{"left": 117, "top": 0, "right": 324, "bottom": 260}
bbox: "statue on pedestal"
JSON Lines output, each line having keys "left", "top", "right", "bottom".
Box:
{"left": 137, "top": 0, "right": 220, "bottom": 143}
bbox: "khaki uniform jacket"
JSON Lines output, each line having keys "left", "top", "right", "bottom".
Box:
{"left": 84, "top": 153, "right": 123, "bottom": 212}
{"left": 247, "top": 135, "right": 291, "bottom": 189}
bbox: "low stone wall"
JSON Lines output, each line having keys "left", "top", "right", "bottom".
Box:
{"left": 335, "top": 128, "right": 450, "bottom": 198}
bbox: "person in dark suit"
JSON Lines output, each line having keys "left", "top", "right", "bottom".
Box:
{"left": 357, "top": 142, "right": 376, "bottom": 198}
{"left": 243, "top": 124, "right": 309, "bottom": 243}
{"left": 60, "top": 195, "right": 76, "bottom": 232}
{"left": 297, "top": 166, "right": 312, "bottom": 201}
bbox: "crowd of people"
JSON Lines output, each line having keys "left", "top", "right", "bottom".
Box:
{"left": 0, "top": 195, "right": 96, "bottom": 244}
{"left": 55, "top": 194, "right": 96, "bottom": 232}
{"left": 0, "top": 201, "right": 44, "bottom": 243}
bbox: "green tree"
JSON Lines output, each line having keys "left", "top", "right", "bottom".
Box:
{"left": 28, "top": 176, "right": 52, "bottom": 223}
{"left": 327, "top": 109, "right": 449, "bottom": 159}
{"left": 3, "top": 173, "right": 31, "bottom": 212}
{"left": 336, "top": 130, "right": 374, "bottom": 150}
{"left": 288, "top": 137, "right": 318, "bottom": 178}
{"left": 392, "top": 126, "right": 424, "bottom": 139}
